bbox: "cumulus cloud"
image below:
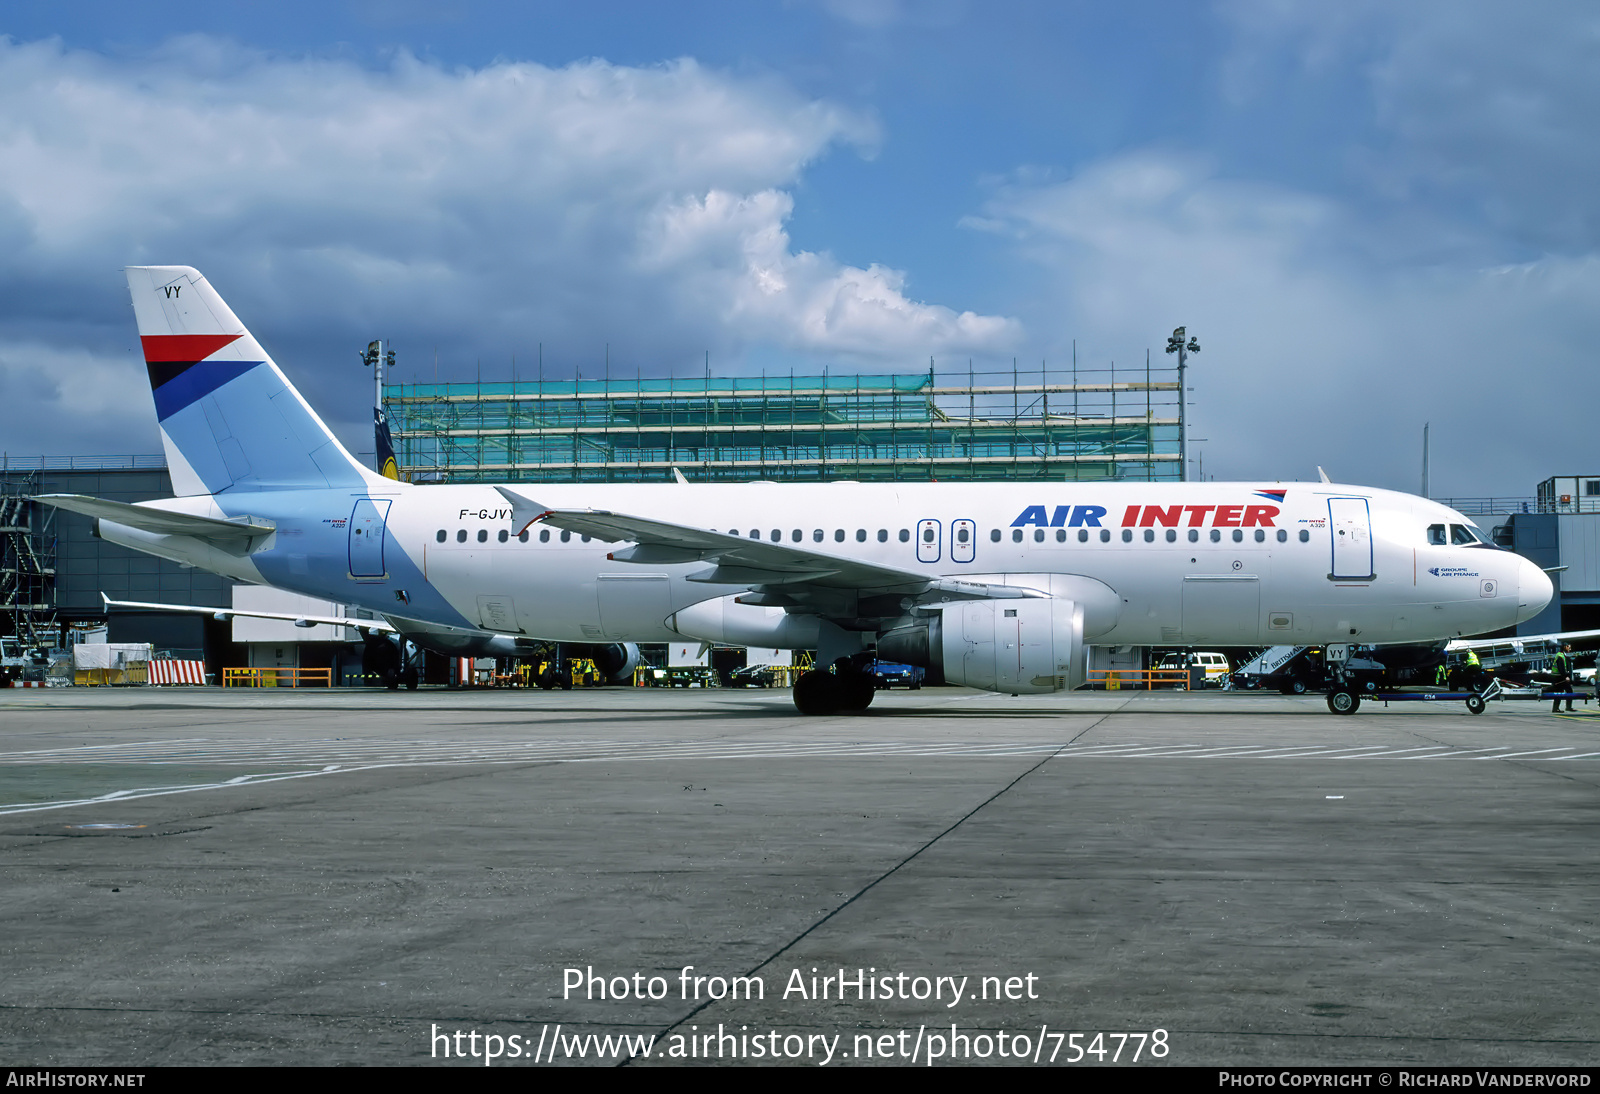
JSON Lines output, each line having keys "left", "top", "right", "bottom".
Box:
{"left": 974, "top": 152, "right": 1600, "bottom": 496}
{"left": 1220, "top": 0, "right": 1600, "bottom": 252}
{"left": 0, "top": 36, "right": 1017, "bottom": 455}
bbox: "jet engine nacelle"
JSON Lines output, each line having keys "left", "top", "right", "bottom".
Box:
{"left": 588, "top": 642, "right": 641, "bottom": 684}
{"left": 880, "top": 596, "right": 1086, "bottom": 695}
{"left": 668, "top": 596, "right": 823, "bottom": 649}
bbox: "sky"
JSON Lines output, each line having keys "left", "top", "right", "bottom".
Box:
{"left": 1, "top": 0, "right": 1596, "bottom": 499}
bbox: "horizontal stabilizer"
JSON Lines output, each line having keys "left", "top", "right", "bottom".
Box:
{"left": 101, "top": 594, "right": 394, "bottom": 633}
{"left": 36, "top": 495, "right": 274, "bottom": 542}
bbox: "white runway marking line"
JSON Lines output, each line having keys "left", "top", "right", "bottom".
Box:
{"left": 0, "top": 737, "right": 1593, "bottom": 784}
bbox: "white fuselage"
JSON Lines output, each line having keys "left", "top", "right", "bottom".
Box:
{"left": 101, "top": 479, "right": 1551, "bottom": 650}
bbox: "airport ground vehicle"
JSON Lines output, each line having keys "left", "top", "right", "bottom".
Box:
{"left": 38, "top": 267, "right": 1554, "bottom": 715}
{"left": 870, "top": 661, "right": 925, "bottom": 689}
{"left": 1156, "top": 651, "right": 1230, "bottom": 688}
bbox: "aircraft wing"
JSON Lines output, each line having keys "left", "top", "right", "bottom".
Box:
{"left": 37, "top": 495, "right": 274, "bottom": 542}
{"left": 496, "top": 487, "right": 1044, "bottom": 603}
{"left": 101, "top": 594, "right": 395, "bottom": 633}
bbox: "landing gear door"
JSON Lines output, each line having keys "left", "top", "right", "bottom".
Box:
{"left": 916, "top": 519, "right": 942, "bottom": 564}
{"left": 1327, "top": 497, "right": 1375, "bottom": 581}
{"left": 951, "top": 518, "right": 976, "bottom": 564}
{"left": 349, "top": 498, "right": 392, "bottom": 579}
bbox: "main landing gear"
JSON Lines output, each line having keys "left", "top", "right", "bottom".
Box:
{"left": 793, "top": 657, "right": 878, "bottom": 715}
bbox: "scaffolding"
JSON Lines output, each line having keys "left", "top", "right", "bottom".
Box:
{"left": 387, "top": 362, "right": 1181, "bottom": 484}
{"left": 0, "top": 469, "right": 56, "bottom": 644}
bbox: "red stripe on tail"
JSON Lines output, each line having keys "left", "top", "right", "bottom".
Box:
{"left": 140, "top": 334, "right": 241, "bottom": 363}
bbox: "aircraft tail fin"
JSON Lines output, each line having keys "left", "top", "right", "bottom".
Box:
{"left": 126, "top": 266, "right": 372, "bottom": 496}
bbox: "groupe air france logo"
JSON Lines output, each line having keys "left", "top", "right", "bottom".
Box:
{"left": 1428, "top": 567, "right": 1480, "bottom": 578}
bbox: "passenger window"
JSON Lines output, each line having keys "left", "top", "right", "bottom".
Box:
{"left": 519, "top": 530, "right": 529, "bottom": 543}
{"left": 435, "top": 529, "right": 446, "bottom": 543}
{"left": 1034, "top": 529, "right": 1045, "bottom": 542}
{"left": 792, "top": 529, "right": 802, "bottom": 542}
{"left": 456, "top": 529, "right": 467, "bottom": 543}
{"left": 990, "top": 529, "right": 1001, "bottom": 543}
{"left": 835, "top": 529, "right": 845, "bottom": 542}
{"left": 539, "top": 529, "right": 550, "bottom": 542}
{"left": 1232, "top": 529, "right": 1243, "bottom": 543}
{"left": 1012, "top": 529, "right": 1023, "bottom": 543}
{"left": 1428, "top": 524, "right": 1447, "bottom": 546}
{"left": 1056, "top": 529, "right": 1067, "bottom": 543}
{"left": 1210, "top": 529, "right": 1221, "bottom": 543}
{"left": 813, "top": 529, "right": 824, "bottom": 542}
{"left": 477, "top": 529, "right": 488, "bottom": 543}
{"left": 1100, "top": 529, "right": 1111, "bottom": 542}
{"left": 560, "top": 530, "right": 571, "bottom": 542}
{"left": 1298, "top": 529, "right": 1309, "bottom": 542}
{"left": 955, "top": 528, "right": 968, "bottom": 544}
{"left": 769, "top": 530, "right": 779, "bottom": 542}
{"left": 1143, "top": 529, "right": 1154, "bottom": 543}
{"left": 924, "top": 527, "right": 936, "bottom": 543}
{"left": 1078, "top": 529, "right": 1089, "bottom": 543}
{"left": 856, "top": 529, "right": 867, "bottom": 542}
{"left": 1276, "top": 529, "right": 1287, "bottom": 543}
{"left": 1254, "top": 529, "right": 1265, "bottom": 542}
{"left": 899, "top": 529, "right": 910, "bottom": 542}
{"left": 582, "top": 535, "right": 591, "bottom": 543}
{"left": 1166, "top": 529, "right": 1177, "bottom": 543}
{"left": 1188, "top": 529, "right": 1198, "bottom": 543}
{"left": 1121, "top": 529, "right": 1133, "bottom": 543}
{"left": 498, "top": 529, "right": 509, "bottom": 543}
{"left": 878, "top": 529, "right": 888, "bottom": 542}
{"left": 749, "top": 530, "right": 759, "bottom": 539}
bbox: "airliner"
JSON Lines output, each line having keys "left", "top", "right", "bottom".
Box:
{"left": 37, "top": 267, "right": 1553, "bottom": 715}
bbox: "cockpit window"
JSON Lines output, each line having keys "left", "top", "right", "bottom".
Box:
{"left": 1450, "top": 524, "right": 1482, "bottom": 545}
{"left": 1427, "top": 524, "right": 1446, "bottom": 546}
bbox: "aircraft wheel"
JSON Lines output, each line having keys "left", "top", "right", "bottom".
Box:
{"left": 1290, "top": 679, "right": 1308, "bottom": 695}
{"left": 1465, "top": 694, "right": 1486, "bottom": 715}
{"left": 1326, "top": 690, "right": 1360, "bottom": 716}
{"left": 794, "top": 670, "right": 837, "bottom": 715}
{"left": 837, "top": 672, "right": 876, "bottom": 712}
{"left": 402, "top": 669, "right": 419, "bottom": 691}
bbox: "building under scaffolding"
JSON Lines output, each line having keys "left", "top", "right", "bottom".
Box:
{"left": 0, "top": 467, "right": 55, "bottom": 644}
{"left": 386, "top": 363, "right": 1181, "bottom": 484}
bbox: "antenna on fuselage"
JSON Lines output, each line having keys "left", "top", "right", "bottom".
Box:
{"left": 1317, "top": 466, "right": 1331, "bottom": 483}
{"left": 671, "top": 467, "right": 690, "bottom": 484}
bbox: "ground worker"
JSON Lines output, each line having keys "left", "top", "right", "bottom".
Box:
{"left": 1551, "top": 643, "right": 1574, "bottom": 713}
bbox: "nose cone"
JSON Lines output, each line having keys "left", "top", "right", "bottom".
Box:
{"left": 1516, "top": 556, "right": 1554, "bottom": 624}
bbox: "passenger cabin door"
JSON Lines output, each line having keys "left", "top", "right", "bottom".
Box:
{"left": 916, "top": 518, "right": 942, "bottom": 563}
{"left": 348, "top": 498, "right": 391, "bottom": 579}
{"left": 951, "top": 518, "right": 976, "bottom": 564}
{"left": 1327, "top": 497, "right": 1375, "bottom": 581}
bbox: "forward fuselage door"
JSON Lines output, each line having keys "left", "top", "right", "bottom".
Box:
{"left": 348, "top": 498, "right": 391, "bottom": 579}
{"left": 916, "top": 518, "right": 942, "bottom": 564}
{"left": 951, "top": 518, "right": 976, "bottom": 563}
{"left": 1327, "top": 497, "right": 1375, "bottom": 580}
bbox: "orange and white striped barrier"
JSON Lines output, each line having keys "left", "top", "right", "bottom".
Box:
{"left": 148, "top": 660, "right": 207, "bottom": 685}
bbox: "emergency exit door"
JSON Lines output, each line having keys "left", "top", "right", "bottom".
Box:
{"left": 951, "top": 518, "right": 976, "bottom": 563}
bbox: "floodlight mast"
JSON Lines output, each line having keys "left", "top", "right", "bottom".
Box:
{"left": 1165, "top": 326, "right": 1200, "bottom": 481}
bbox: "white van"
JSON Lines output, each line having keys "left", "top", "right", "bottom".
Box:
{"left": 1156, "top": 651, "right": 1231, "bottom": 688}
